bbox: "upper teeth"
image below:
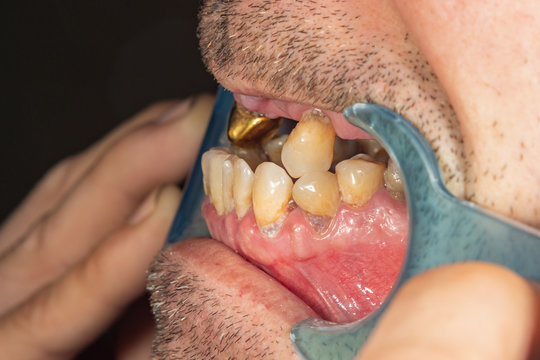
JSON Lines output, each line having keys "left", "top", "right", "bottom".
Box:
{"left": 281, "top": 109, "right": 336, "bottom": 178}
{"left": 201, "top": 108, "right": 405, "bottom": 230}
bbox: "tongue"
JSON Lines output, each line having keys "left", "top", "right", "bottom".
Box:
{"left": 202, "top": 188, "right": 408, "bottom": 323}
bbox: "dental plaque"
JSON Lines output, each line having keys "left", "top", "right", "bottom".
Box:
{"left": 201, "top": 105, "right": 408, "bottom": 323}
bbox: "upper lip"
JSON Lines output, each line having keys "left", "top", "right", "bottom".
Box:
{"left": 232, "top": 91, "right": 372, "bottom": 140}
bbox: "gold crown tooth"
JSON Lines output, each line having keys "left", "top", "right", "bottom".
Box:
{"left": 228, "top": 105, "right": 283, "bottom": 147}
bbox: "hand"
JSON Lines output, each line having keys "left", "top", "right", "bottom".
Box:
{"left": 0, "top": 94, "right": 215, "bottom": 359}
{"left": 359, "top": 262, "right": 540, "bottom": 360}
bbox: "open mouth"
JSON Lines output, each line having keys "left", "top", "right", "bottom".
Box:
{"left": 200, "top": 93, "right": 409, "bottom": 324}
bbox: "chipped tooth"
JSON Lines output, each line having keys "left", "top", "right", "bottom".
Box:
{"left": 233, "top": 157, "right": 255, "bottom": 218}
{"left": 384, "top": 158, "right": 405, "bottom": 201}
{"left": 262, "top": 134, "right": 288, "bottom": 167}
{"left": 281, "top": 109, "right": 336, "bottom": 178}
{"left": 253, "top": 162, "right": 293, "bottom": 227}
{"left": 292, "top": 171, "right": 340, "bottom": 217}
{"left": 335, "top": 158, "right": 385, "bottom": 207}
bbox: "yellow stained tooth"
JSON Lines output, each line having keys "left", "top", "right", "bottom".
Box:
{"left": 228, "top": 105, "right": 282, "bottom": 148}
{"left": 201, "top": 147, "right": 230, "bottom": 196}
{"left": 281, "top": 109, "right": 336, "bottom": 178}
{"left": 208, "top": 151, "right": 232, "bottom": 215}
{"left": 292, "top": 171, "right": 340, "bottom": 217}
{"left": 233, "top": 157, "right": 255, "bottom": 218}
{"left": 253, "top": 162, "right": 293, "bottom": 227}
{"left": 335, "top": 158, "right": 385, "bottom": 207}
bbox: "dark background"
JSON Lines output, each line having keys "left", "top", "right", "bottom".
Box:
{"left": 1, "top": 1, "right": 217, "bottom": 222}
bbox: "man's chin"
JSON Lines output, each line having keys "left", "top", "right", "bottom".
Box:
{"left": 147, "top": 238, "right": 315, "bottom": 359}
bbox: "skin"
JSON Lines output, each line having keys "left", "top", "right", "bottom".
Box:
{"left": 0, "top": 0, "right": 538, "bottom": 359}
{"left": 152, "top": 0, "right": 540, "bottom": 358}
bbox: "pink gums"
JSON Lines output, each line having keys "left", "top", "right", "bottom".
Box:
{"left": 202, "top": 188, "right": 408, "bottom": 323}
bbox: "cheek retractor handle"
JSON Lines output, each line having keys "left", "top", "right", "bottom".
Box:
{"left": 291, "top": 103, "right": 540, "bottom": 360}
{"left": 166, "top": 87, "right": 235, "bottom": 244}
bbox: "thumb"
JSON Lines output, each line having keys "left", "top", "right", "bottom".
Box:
{"left": 358, "top": 263, "right": 540, "bottom": 360}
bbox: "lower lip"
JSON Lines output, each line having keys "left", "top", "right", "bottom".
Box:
{"left": 234, "top": 93, "right": 373, "bottom": 140}
{"left": 202, "top": 189, "right": 408, "bottom": 323}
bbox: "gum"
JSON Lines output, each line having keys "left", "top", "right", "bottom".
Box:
{"left": 202, "top": 188, "right": 408, "bottom": 323}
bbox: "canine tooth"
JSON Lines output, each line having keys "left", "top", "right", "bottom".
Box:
{"left": 233, "top": 157, "right": 255, "bottom": 218}
{"left": 292, "top": 171, "right": 340, "bottom": 217}
{"left": 281, "top": 109, "right": 336, "bottom": 178}
{"left": 253, "top": 162, "right": 293, "bottom": 227}
{"left": 262, "top": 134, "right": 288, "bottom": 167}
{"left": 201, "top": 147, "right": 230, "bottom": 196}
{"left": 384, "top": 158, "right": 405, "bottom": 201}
{"left": 335, "top": 158, "right": 385, "bottom": 207}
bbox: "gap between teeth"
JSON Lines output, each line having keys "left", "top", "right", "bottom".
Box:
{"left": 202, "top": 109, "right": 404, "bottom": 232}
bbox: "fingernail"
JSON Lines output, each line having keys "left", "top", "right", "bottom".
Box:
{"left": 128, "top": 187, "right": 162, "bottom": 224}
{"left": 156, "top": 96, "right": 196, "bottom": 124}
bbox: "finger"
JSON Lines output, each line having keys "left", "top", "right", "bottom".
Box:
{"left": 358, "top": 263, "right": 540, "bottom": 360}
{"left": 0, "top": 185, "right": 181, "bottom": 360}
{"left": 0, "top": 97, "right": 196, "bottom": 255}
{"left": 0, "top": 95, "right": 214, "bottom": 314}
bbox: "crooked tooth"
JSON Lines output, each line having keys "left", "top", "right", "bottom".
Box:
{"left": 262, "top": 134, "right": 288, "bottom": 167}
{"left": 253, "top": 162, "right": 293, "bottom": 227}
{"left": 335, "top": 158, "right": 385, "bottom": 207}
{"left": 233, "top": 157, "right": 255, "bottom": 218}
{"left": 281, "top": 109, "right": 336, "bottom": 178}
{"left": 292, "top": 171, "right": 340, "bottom": 217}
{"left": 384, "top": 158, "right": 405, "bottom": 201}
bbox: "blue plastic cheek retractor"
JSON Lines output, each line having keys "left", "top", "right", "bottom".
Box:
{"left": 167, "top": 87, "right": 540, "bottom": 360}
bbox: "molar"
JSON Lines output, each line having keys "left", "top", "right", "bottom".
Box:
{"left": 253, "top": 162, "right": 293, "bottom": 228}
{"left": 335, "top": 158, "right": 385, "bottom": 207}
{"left": 281, "top": 109, "right": 336, "bottom": 178}
{"left": 292, "top": 171, "right": 340, "bottom": 217}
